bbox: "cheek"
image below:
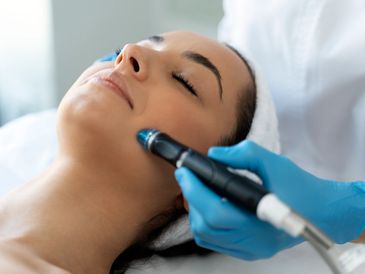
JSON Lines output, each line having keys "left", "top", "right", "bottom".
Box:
{"left": 142, "top": 95, "right": 220, "bottom": 153}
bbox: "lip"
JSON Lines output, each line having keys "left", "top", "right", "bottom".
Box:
{"left": 89, "top": 72, "right": 134, "bottom": 109}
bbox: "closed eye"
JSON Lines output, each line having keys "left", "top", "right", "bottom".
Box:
{"left": 172, "top": 72, "right": 198, "bottom": 97}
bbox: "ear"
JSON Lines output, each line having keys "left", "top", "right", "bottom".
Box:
{"left": 175, "top": 193, "right": 189, "bottom": 212}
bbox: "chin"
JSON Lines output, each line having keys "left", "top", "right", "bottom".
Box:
{"left": 57, "top": 85, "right": 127, "bottom": 155}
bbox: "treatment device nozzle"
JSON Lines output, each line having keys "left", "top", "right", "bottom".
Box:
{"left": 137, "top": 129, "right": 188, "bottom": 165}
{"left": 137, "top": 128, "right": 159, "bottom": 150}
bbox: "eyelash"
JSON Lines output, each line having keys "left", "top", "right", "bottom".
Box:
{"left": 172, "top": 72, "right": 197, "bottom": 97}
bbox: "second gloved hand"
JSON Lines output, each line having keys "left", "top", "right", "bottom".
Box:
{"left": 175, "top": 141, "right": 365, "bottom": 260}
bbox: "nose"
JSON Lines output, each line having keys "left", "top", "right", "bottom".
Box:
{"left": 114, "top": 43, "right": 149, "bottom": 81}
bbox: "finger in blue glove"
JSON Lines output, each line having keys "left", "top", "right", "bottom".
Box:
{"left": 175, "top": 166, "right": 301, "bottom": 260}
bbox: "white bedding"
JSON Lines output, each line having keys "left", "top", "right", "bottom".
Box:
{"left": 1, "top": 110, "right": 364, "bottom": 274}
{"left": 0, "top": 109, "right": 58, "bottom": 196}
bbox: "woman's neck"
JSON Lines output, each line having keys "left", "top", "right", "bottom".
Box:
{"left": 0, "top": 156, "right": 154, "bottom": 274}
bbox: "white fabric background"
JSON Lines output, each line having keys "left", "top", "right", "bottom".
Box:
{"left": 219, "top": 0, "right": 365, "bottom": 181}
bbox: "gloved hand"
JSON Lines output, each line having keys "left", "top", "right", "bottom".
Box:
{"left": 175, "top": 140, "right": 365, "bottom": 260}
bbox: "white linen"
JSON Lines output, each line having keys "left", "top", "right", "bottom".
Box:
{"left": 127, "top": 242, "right": 364, "bottom": 274}
{"left": 0, "top": 109, "right": 58, "bottom": 196}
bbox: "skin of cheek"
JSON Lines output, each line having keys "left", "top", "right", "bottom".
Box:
{"left": 111, "top": 93, "right": 224, "bottom": 210}
{"left": 145, "top": 96, "right": 232, "bottom": 212}
{"left": 142, "top": 91, "right": 221, "bottom": 151}
{"left": 132, "top": 95, "right": 221, "bottom": 178}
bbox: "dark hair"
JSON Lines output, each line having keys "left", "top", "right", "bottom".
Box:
{"left": 110, "top": 45, "right": 257, "bottom": 274}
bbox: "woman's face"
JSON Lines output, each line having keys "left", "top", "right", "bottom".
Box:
{"left": 57, "top": 31, "right": 252, "bottom": 210}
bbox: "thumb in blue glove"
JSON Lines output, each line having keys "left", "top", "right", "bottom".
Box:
{"left": 175, "top": 140, "right": 365, "bottom": 260}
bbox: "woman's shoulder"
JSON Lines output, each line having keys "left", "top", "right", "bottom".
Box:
{"left": 0, "top": 240, "right": 71, "bottom": 274}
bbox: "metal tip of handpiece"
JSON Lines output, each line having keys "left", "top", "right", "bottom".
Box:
{"left": 137, "top": 129, "right": 159, "bottom": 150}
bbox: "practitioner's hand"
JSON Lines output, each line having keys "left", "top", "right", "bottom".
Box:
{"left": 175, "top": 141, "right": 365, "bottom": 260}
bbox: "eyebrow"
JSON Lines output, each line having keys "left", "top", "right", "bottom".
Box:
{"left": 146, "top": 35, "right": 223, "bottom": 100}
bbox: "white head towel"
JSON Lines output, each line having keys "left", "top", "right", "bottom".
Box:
{"left": 149, "top": 57, "right": 280, "bottom": 250}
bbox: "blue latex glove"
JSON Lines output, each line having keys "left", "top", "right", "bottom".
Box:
{"left": 175, "top": 140, "right": 365, "bottom": 260}
{"left": 95, "top": 51, "right": 119, "bottom": 63}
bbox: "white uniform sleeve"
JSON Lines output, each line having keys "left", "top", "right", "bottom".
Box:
{"left": 219, "top": 0, "right": 365, "bottom": 181}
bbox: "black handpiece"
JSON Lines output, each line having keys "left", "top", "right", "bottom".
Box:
{"left": 137, "top": 129, "right": 268, "bottom": 213}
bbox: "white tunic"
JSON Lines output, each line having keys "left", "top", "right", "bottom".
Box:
{"left": 219, "top": 0, "right": 365, "bottom": 181}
